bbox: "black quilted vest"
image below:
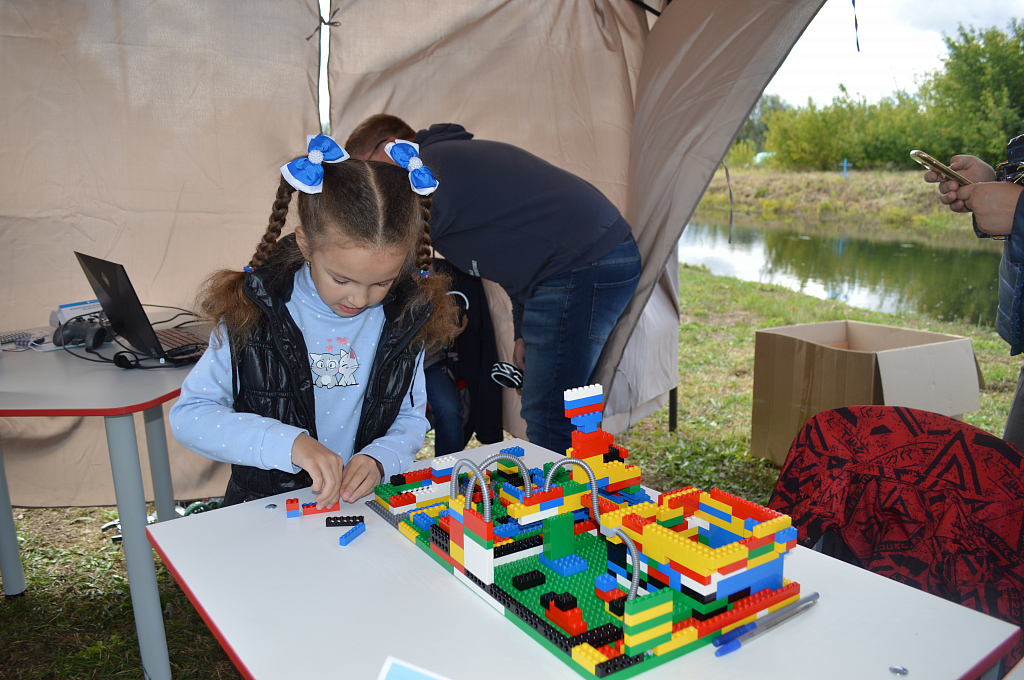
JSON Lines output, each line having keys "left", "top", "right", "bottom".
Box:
{"left": 222, "top": 235, "right": 431, "bottom": 504}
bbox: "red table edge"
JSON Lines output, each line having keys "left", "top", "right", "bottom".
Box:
{"left": 959, "top": 627, "right": 1023, "bottom": 680}
{"left": 0, "top": 389, "right": 181, "bottom": 418}
{"left": 147, "top": 526, "right": 255, "bottom": 680}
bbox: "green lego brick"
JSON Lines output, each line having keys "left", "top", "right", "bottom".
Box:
{"left": 543, "top": 511, "right": 576, "bottom": 560}
{"left": 671, "top": 588, "right": 693, "bottom": 624}
{"left": 464, "top": 527, "right": 494, "bottom": 550}
{"left": 748, "top": 542, "right": 775, "bottom": 560}
{"left": 623, "top": 611, "right": 673, "bottom": 636}
{"left": 560, "top": 479, "right": 587, "bottom": 496}
{"left": 624, "top": 629, "right": 672, "bottom": 657}
{"left": 624, "top": 585, "right": 673, "bottom": 616}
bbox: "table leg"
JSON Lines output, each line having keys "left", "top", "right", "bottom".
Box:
{"left": 104, "top": 413, "right": 172, "bottom": 680}
{"left": 0, "top": 439, "right": 27, "bottom": 596}
{"left": 143, "top": 406, "right": 177, "bottom": 523}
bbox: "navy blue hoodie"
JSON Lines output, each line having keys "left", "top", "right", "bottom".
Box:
{"left": 414, "top": 124, "right": 632, "bottom": 338}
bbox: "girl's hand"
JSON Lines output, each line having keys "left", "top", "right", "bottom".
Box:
{"left": 340, "top": 454, "right": 382, "bottom": 503}
{"left": 290, "top": 433, "right": 345, "bottom": 509}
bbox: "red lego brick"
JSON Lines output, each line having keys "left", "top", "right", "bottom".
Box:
{"left": 595, "top": 586, "right": 622, "bottom": 603}
{"left": 621, "top": 513, "right": 655, "bottom": 534}
{"left": 610, "top": 444, "right": 629, "bottom": 460}
{"left": 570, "top": 429, "right": 614, "bottom": 459}
{"left": 545, "top": 601, "right": 588, "bottom": 636}
{"left": 718, "top": 558, "right": 748, "bottom": 574}
{"left": 301, "top": 500, "right": 340, "bottom": 515}
{"left": 668, "top": 559, "right": 712, "bottom": 586}
{"left": 581, "top": 493, "right": 620, "bottom": 517}
{"left": 564, "top": 402, "right": 602, "bottom": 418}
{"left": 696, "top": 582, "right": 801, "bottom": 635}
{"left": 709, "top": 487, "right": 781, "bottom": 523}
{"left": 659, "top": 487, "right": 700, "bottom": 511}
{"left": 463, "top": 506, "right": 496, "bottom": 543}
{"left": 739, "top": 533, "right": 774, "bottom": 550}
{"left": 439, "top": 515, "right": 451, "bottom": 533}
{"left": 449, "top": 515, "right": 464, "bottom": 549}
{"left": 604, "top": 474, "right": 642, "bottom": 494}
{"left": 430, "top": 541, "right": 465, "bottom": 573}
{"left": 523, "top": 487, "right": 563, "bottom": 507}
{"left": 388, "top": 492, "right": 415, "bottom": 508}
{"left": 285, "top": 498, "right": 299, "bottom": 512}
{"left": 404, "top": 467, "right": 433, "bottom": 483}
{"left": 574, "top": 520, "right": 597, "bottom": 535}
{"left": 597, "top": 644, "right": 621, "bottom": 660}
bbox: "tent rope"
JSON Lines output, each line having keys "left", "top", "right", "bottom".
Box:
{"left": 626, "top": 0, "right": 662, "bottom": 17}
{"left": 306, "top": 8, "right": 340, "bottom": 41}
{"left": 852, "top": 1, "right": 860, "bottom": 52}
{"left": 720, "top": 161, "right": 735, "bottom": 244}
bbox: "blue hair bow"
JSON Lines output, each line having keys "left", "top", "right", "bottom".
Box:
{"left": 280, "top": 134, "right": 350, "bottom": 194}
{"left": 385, "top": 141, "right": 439, "bottom": 196}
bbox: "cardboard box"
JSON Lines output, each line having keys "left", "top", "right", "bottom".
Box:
{"left": 751, "top": 320, "right": 984, "bottom": 466}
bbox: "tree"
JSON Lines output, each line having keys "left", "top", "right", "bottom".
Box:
{"left": 921, "top": 21, "right": 1024, "bottom": 164}
{"left": 736, "top": 94, "right": 789, "bottom": 152}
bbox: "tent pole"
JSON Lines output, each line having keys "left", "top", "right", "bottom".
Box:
{"left": 669, "top": 387, "right": 677, "bottom": 432}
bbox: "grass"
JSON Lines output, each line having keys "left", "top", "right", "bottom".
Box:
{"left": 2, "top": 263, "right": 1017, "bottom": 678}
{"left": 697, "top": 167, "right": 974, "bottom": 240}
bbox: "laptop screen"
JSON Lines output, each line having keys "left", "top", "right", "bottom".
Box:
{"left": 74, "top": 252, "right": 165, "bottom": 358}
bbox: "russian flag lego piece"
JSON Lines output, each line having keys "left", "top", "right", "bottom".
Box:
{"left": 285, "top": 498, "right": 300, "bottom": 518}
{"left": 564, "top": 384, "right": 603, "bottom": 411}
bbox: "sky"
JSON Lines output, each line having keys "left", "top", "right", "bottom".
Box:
{"left": 764, "top": 0, "right": 1024, "bottom": 107}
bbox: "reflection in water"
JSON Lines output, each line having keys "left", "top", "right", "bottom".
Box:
{"left": 679, "top": 221, "right": 1002, "bottom": 326}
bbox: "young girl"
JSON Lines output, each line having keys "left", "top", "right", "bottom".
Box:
{"left": 170, "top": 135, "right": 456, "bottom": 509}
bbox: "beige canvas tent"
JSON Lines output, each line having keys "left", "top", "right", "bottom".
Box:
{"left": 0, "top": 0, "right": 825, "bottom": 506}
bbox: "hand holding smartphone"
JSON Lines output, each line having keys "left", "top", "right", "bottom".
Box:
{"left": 911, "top": 150, "right": 972, "bottom": 185}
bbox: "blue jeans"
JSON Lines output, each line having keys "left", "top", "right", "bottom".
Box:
{"left": 424, "top": 362, "right": 464, "bottom": 456}
{"left": 519, "top": 235, "right": 641, "bottom": 454}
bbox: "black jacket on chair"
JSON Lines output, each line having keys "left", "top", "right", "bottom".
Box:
{"left": 223, "top": 234, "right": 431, "bottom": 505}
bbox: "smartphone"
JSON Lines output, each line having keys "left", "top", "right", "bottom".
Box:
{"left": 910, "top": 150, "right": 972, "bottom": 185}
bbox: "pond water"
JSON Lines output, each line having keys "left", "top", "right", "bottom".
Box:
{"left": 678, "top": 220, "right": 1004, "bottom": 326}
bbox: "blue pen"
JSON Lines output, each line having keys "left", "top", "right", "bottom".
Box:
{"left": 713, "top": 591, "right": 820, "bottom": 648}
{"left": 715, "top": 596, "right": 818, "bottom": 656}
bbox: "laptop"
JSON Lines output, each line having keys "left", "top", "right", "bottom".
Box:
{"left": 74, "top": 252, "right": 208, "bottom": 365}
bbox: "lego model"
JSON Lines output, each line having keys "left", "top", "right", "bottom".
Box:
{"left": 366, "top": 384, "right": 801, "bottom": 679}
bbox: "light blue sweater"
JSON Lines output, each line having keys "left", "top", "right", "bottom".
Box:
{"left": 169, "top": 265, "right": 427, "bottom": 479}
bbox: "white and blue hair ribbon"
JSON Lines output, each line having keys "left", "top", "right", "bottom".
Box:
{"left": 385, "top": 141, "right": 439, "bottom": 196}
{"left": 280, "top": 134, "right": 350, "bottom": 194}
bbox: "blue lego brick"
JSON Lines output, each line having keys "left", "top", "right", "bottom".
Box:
{"left": 607, "top": 561, "right": 628, "bottom": 578}
{"left": 572, "top": 509, "right": 590, "bottom": 522}
{"left": 707, "top": 522, "right": 743, "bottom": 549}
{"left": 714, "top": 555, "right": 785, "bottom": 600}
{"left": 539, "top": 497, "right": 564, "bottom": 512}
{"left": 744, "top": 517, "right": 758, "bottom": 532}
{"left": 570, "top": 411, "right": 602, "bottom": 425}
{"left": 595, "top": 573, "right": 618, "bottom": 592}
{"left": 564, "top": 392, "right": 603, "bottom": 410}
{"left": 776, "top": 525, "right": 798, "bottom": 543}
{"left": 447, "top": 506, "right": 463, "bottom": 523}
{"left": 518, "top": 518, "right": 545, "bottom": 533}
{"left": 286, "top": 509, "right": 301, "bottom": 518}
{"left": 698, "top": 501, "right": 733, "bottom": 524}
{"left": 339, "top": 521, "right": 366, "bottom": 546}
{"left": 494, "top": 522, "right": 521, "bottom": 539}
{"left": 499, "top": 446, "right": 525, "bottom": 459}
{"left": 412, "top": 513, "right": 436, "bottom": 531}
{"left": 539, "top": 553, "right": 588, "bottom": 578}
{"left": 502, "top": 481, "right": 526, "bottom": 503}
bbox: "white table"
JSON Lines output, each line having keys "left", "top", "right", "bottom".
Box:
{"left": 147, "top": 440, "right": 1020, "bottom": 680}
{"left": 0, "top": 345, "right": 191, "bottom": 680}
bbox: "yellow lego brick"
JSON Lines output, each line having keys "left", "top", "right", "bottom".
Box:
{"left": 653, "top": 625, "right": 698, "bottom": 655}
{"left": 699, "top": 491, "right": 733, "bottom": 516}
{"left": 398, "top": 522, "right": 420, "bottom": 543}
{"left": 623, "top": 621, "right": 672, "bottom": 648}
{"left": 766, "top": 594, "right": 800, "bottom": 615}
{"left": 571, "top": 643, "right": 607, "bottom": 674}
{"left": 747, "top": 549, "right": 779, "bottom": 570}
{"left": 423, "top": 504, "right": 445, "bottom": 518}
{"left": 494, "top": 538, "right": 513, "bottom": 547}
{"left": 450, "top": 543, "right": 464, "bottom": 565}
{"left": 654, "top": 524, "right": 748, "bottom": 575}
{"left": 505, "top": 500, "right": 529, "bottom": 520}
{"left": 623, "top": 600, "right": 673, "bottom": 627}
{"left": 696, "top": 509, "right": 753, "bottom": 539}
{"left": 752, "top": 514, "right": 792, "bottom": 539}
{"left": 656, "top": 503, "right": 688, "bottom": 523}
{"left": 560, "top": 491, "right": 586, "bottom": 514}
{"left": 448, "top": 495, "right": 466, "bottom": 513}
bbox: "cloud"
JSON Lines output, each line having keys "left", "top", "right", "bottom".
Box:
{"left": 893, "top": 0, "right": 1024, "bottom": 35}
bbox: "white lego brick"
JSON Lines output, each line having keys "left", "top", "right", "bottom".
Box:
{"left": 563, "top": 384, "right": 603, "bottom": 402}
{"left": 463, "top": 538, "right": 494, "bottom": 586}
{"left": 515, "top": 504, "right": 559, "bottom": 525}
{"left": 411, "top": 483, "right": 448, "bottom": 504}
{"left": 493, "top": 543, "right": 543, "bottom": 568}
{"left": 432, "top": 454, "right": 457, "bottom": 472}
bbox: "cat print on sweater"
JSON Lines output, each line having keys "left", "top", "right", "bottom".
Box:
{"left": 309, "top": 348, "right": 359, "bottom": 388}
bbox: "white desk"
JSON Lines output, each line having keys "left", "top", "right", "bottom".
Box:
{"left": 147, "top": 440, "right": 1020, "bottom": 680}
{"left": 0, "top": 346, "right": 191, "bottom": 680}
